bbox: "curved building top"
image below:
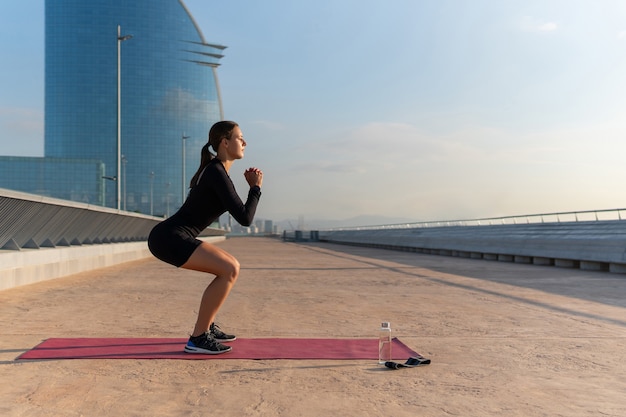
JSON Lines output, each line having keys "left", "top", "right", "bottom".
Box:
{"left": 45, "top": 0, "right": 225, "bottom": 215}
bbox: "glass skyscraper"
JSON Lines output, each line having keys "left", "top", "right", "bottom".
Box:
{"left": 0, "top": 156, "right": 105, "bottom": 203}
{"left": 43, "top": 0, "right": 224, "bottom": 216}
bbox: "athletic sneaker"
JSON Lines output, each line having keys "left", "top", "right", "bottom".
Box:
{"left": 210, "top": 323, "right": 236, "bottom": 342}
{"left": 184, "top": 332, "right": 232, "bottom": 355}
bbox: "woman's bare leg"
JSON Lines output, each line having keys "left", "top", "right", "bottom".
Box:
{"left": 181, "top": 241, "right": 240, "bottom": 337}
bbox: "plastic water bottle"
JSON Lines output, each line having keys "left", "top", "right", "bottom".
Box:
{"left": 378, "top": 322, "right": 392, "bottom": 364}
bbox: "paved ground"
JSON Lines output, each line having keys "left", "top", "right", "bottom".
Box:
{"left": 1, "top": 237, "right": 625, "bottom": 416}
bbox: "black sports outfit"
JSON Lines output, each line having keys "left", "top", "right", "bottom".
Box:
{"left": 148, "top": 158, "right": 261, "bottom": 267}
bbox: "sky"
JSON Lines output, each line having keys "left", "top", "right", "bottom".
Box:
{"left": 2, "top": 1, "right": 626, "bottom": 226}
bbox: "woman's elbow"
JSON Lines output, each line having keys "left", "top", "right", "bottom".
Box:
{"left": 239, "top": 218, "right": 253, "bottom": 227}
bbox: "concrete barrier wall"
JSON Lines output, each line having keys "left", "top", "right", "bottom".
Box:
{"left": 317, "top": 220, "right": 626, "bottom": 274}
{"left": 0, "top": 188, "right": 227, "bottom": 290}
{"left": 0, "top": 236, "right": 225, "bottom": 291}
{"left": 0, "top": 188, "right": 159, "bottom": 249}
{"left": 1, "top": 241, "right": 152, "bottom": 290}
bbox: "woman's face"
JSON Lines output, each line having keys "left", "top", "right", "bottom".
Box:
{"left": 224, "top": 126, "right": 246, "bottom": 160}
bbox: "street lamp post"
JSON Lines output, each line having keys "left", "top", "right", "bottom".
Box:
{"left": 122, "top": 155, "right": 128, "bottom": 211}
{"left": 182, "top": 133, "right": 190, "bottom": 204}
{"left": 117, "top": 24, "right": 132, "bottom": 210}
{"left": 149, "top": 171, "right": 155, "bottom": 216}
{"left": 165, "top": 182, "right": 171, "bottom": 217}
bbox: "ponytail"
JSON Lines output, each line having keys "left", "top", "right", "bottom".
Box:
{"left": 189, "top": 143, "right": 214, "bottom": 188}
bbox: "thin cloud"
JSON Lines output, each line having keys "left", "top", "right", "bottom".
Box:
{"left": 520, "top": 16, "right": 558, "bottom": 33}
{"left": 537, "top": 22, "right": 558, "bottom": 32}
{"left": 293, "top": 160, "right": 364, "bottom": 174}
{"left": 0, "top": 107, "right": 43, "bottom": 132}
{"left": 0, "top": 106, "right": 44, "bottom": 156}
{"left": 249, "top": 120, "right": 286, "bottom": 131}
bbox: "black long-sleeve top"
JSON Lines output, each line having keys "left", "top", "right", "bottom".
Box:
{"left": 168, "top": 158, "right": 261, "bottom": 237}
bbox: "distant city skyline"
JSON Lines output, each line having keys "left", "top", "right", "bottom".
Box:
{"left": 2, "top": 0, "right": 626, "bottom": 227}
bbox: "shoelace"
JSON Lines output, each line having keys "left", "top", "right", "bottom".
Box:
{"left": 198, "top": 332, "right": 223, "bottom": 348}
{"left": 210, "top": 324, "right": 228, "bottom": 338}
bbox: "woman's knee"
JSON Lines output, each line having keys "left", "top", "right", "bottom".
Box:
{"left": 182, "top": 243, "right": 240, "bottom": 279}
{"left": 222, "top": 257, "right": 240, "bottom": 283}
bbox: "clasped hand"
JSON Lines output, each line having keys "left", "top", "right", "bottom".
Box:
{"left": 244, "top": 167, "right": 263, "bottom": 188}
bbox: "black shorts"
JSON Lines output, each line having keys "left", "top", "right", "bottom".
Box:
{"left": 148, "top": 222, "right": 202, "bottom": 267}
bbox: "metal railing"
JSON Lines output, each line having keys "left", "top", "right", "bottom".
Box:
{"left": 0, "top": 188, "right": 225, "bottom": 251}
{"left": 323, "top": 208, "right": 626, "bottom": 231}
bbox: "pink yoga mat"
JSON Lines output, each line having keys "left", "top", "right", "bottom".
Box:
{"left": 18, "top": 337, "right": 419, "bottom": 360}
